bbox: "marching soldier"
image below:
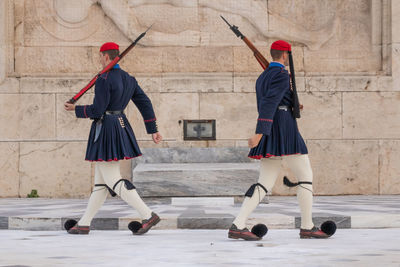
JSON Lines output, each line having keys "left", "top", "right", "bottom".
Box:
{"left": 64, "top": 42, "right": 162, "bottom": 235}
{"left": 228, "top": 40, "right": 329, "bottom": 240}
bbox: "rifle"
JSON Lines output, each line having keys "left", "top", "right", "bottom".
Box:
{"left": 220, "top": 15, "right": 269, "bottom": 69}
{"left": 67, "top": 24, "right": 153, "bottom": 104}
{"left": 221, "top": 16, "right": 302, "bottom": 115}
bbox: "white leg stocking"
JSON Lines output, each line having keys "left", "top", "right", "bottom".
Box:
{"left": 97, "top": 161, "right": 152, "bottom": 220}
{"left": 232, "top": 158, "right": 282, "bottom": 229}
{"left": 285, "top": 155, "right": 314, "bottom": 230}
{"left": 78, "top": 164, "right": 108, "bottom": 226}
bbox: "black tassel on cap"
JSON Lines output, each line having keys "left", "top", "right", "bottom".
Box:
{"left": 288, "top": 51, "right": 301, "bottom": 118}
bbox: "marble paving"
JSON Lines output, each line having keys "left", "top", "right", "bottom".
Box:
{"left": 0, "top": 229, "right": 400, "bottom": 266}
{"left": 0, "top": 195, "right": 399, "bottom": 230}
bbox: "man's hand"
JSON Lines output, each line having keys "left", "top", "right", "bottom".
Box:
{"left": 152, "top": 132, "right": 162, "bottom": 144}
{"left": 64, "top": 102, "right": 75, "bottom": 111}
{"left": 248, "top": 134, "right": 263, "bottom": 148}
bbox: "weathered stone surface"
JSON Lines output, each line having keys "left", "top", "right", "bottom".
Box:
{"left": 133, "top": 163, "right": 259, "bottom": 197}
{"left": 301, "top": 0, "right": 381, "bottom": 73}
{"left": 120, "top": 47, "right": 163, "bottom": 74}
{"left": 392, "top": 0, "right": 400, "bottom": 43}
{"left": 306, "top": 76, "right": 393, "bottom": 92}
{"left": 157, "top": 93, "right": 199, "bottom": 140}
{"left": 392, "top": 44, "right": 400, "bottom": 90}
{"left": 233, "top": 46, "right": 269, "bottom": 73}
{"left": 343, "top": 92, "right": 400, "bottom": 139}
{"left": 19, "top": 142, "right": 91, "bottom": 198}
{"left": 0, "top": 143, "right": 19, "bottom": 197}
{"left": 379, "top": 141, "right": 400, "bottom": 194}
{"left": 9, "top": 217, "right": 61, "bottom": 230}
{"left": 20, "top": 77, "right": 91, "bottom": 94}
{"left": 15, "top": 46, "right": 98, "bottom": 75}
{"left": 23, "top": 0, "right": 129, "bottom": 47}
{"left": 297, "top": 92, "right": 342, "bottom": 139}
{"left": 135, "top": 74, "right": 162, "bottom": 93}
{"left": 0, "top": 78, "right": 19, "bottom": 93}
{"left": 307, "top": 140, "right": 379, "bottom": 195}
{"left": 162, "top": 47, "right": 233, "bottom": 73}
{"left": 56, "top": 93, "right": 93, "bottom": 141}
{"left": 161, "top": 73, "right": 233, "bottom": 93}
{"left": 233, "top": 73, "right": 258, "bottom": 93}
{"left": 132, "top": 147, "right": 252, "bottom": 168}
{"left": 0, "top": 94, "right": 55, "bottom": 140}
{"left": 200, "top": 93, "right": 256, "bottom": 139}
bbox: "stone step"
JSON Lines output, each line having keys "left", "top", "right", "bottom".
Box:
{"left": 133, "top": 163, "right": 259, "bottom": 197}
{"left": 171, "top": 197, "right": 234, "bottom": 206}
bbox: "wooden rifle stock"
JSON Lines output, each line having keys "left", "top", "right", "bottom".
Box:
{"left": 220, "top": 15, "right": 269, "bottom": 70}
{"left": 67, "top": 25, "right": 153, "bottom": 104}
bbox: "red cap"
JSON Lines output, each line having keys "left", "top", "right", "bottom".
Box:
{"left": 271, "top": 40, "right": 291, "bottom": 52}
{"left": 100, "top": 42, "right": 119, "bottom": 52}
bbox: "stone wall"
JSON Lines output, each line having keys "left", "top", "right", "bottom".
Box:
{"left": 0, "top": 0, "right": 399, "bottom": 197}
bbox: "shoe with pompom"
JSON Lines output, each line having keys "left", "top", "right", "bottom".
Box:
{"left": 228, "top": 224, "right": 261, "bottom": 241}
{"left": 300, "top": 226, "right": 329, "bottom": 239}
{"left": 67, "top": 224, "right": 90, "bottom": 235}
{"left": 132, "top": 212, "right": 160, "bottom": 235}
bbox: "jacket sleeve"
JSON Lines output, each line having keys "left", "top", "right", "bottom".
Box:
{"left": 255, "top": 71, "right": 289, "bottom": 135}
{"left": 131, "top": 78, "right": 158, "bottom": 134}
{"left": 75, "top": 76, "right": 110, "bottom": 119}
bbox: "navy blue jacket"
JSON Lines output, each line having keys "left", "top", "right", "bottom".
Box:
{"left": 74, "top": 65, "right": 157, "bottom": 162}
{"left": 255, "top": 62, "right": 293, "bottom": 135}
{"left": 75, "top": 65, "right": 157, "bottom": 134}
{"left": 249, "top": 61, "right": 308, "bottom": 159}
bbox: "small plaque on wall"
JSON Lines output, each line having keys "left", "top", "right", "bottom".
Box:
{"left": 183, "top": 120, "right": 216, "bottom": 141}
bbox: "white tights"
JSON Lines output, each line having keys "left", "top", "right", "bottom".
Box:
{"left": 78, "top": 161, "right": 152, "bottom": 226}
{"left": 233, "top": 154, "right": 314, "bottom": 230}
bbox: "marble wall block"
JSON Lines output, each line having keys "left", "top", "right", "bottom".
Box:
{"left": 15, "top": 47, "right": 98, "bottom": 75}
{"left": 0, "top": 94, "right": 55, "bottom": 141}
{"left": 305, "top": 76, "right": 393, "bottom": 92}
{"left": 233, "top": 73, "right": 258, "bottom": 93}
{"left": 157, "top": 93, "right": 199, "bottom": 140}
{"left": 392, "top": 44, "right": 400, "bottom": 90}
{"left": 120, "top": 47, "right": 163, "bottom": 74}
{"left": 307, "top": 140, "right": 379, "bottom": 195}
{"left": 233, "top": 46, "right": 269, "bottom": 73}
{"left": 297, "top": 92, "right": 342, "bottom": 139}
{"left": 392, "top": 0, "right": 400, "bottom": 43}
{"left": 343, "top": 92, "right": 400, "bottom": 139}
{"left": 19, "top": 142, "right": 91, "bottom": 198}
{"left": 0, "top": 142, "right": 19, "bottom": 197}
{"left": 161, "top": 73, "right": 233, "bottom": 93}
{"left": 20, "top": 77, "right": 91, "bottom": 94}
{"left": 162, "top": 47, "right": 233, "bottom": 73}
{"left": 200, "top": 93, "right": 257, "bottom": 139}
{"left": 379, "top": 140, "right": 400, "bottom": 194}
{"left": 0, "top": 78, "right": 19, "bottom": 93}
{"left": 135, "top": 74, "right": 162, "bottom": 93}
{"left": 56, "top": 93, "right": 93, "bottom": 141}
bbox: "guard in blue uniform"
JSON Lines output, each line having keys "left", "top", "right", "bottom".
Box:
{"left": 228, "top": 40, "right": 330, "bottom": 240}
{"left": 64, "top": 42, "right": 162, "bottom": 235}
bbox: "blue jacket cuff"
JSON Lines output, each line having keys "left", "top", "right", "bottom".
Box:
{"left": 255, "top": 119, "right": 273, "bottom": 135}
{"left": 75, "top": 105, "right": 88, "bottom": 118}
{"left": 144, "top": 119, "right": 158, "bottom": 134}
